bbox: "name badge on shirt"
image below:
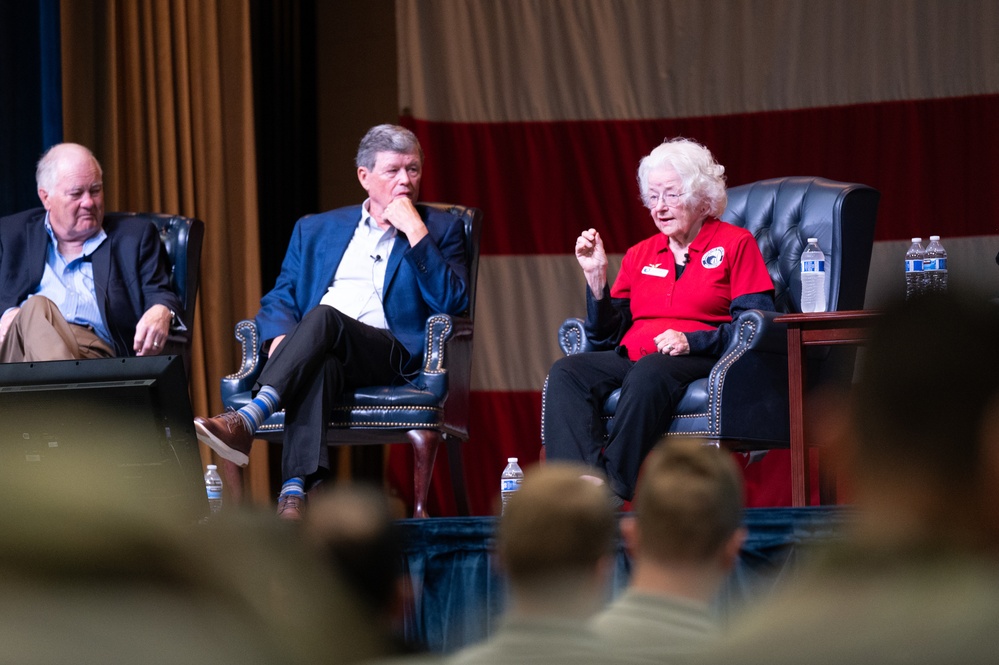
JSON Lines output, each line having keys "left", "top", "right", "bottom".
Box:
{"left": 641, "top": 263, "right": 670, "bottom": 278}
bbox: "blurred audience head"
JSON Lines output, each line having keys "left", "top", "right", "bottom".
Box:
{"left": 303, "top": 483, "right": 407, "bottom": 627}
{"left": 632, "top": 438, "right": 744, "bottom": 567}
{"left": 846, "top": 292, "right": 999, "bottom": 549}
{"left": 497, "top": 463, "right": 617, "bottom": 616}
{"left": 0, "top": 461, "right": 390, "bottom": 664}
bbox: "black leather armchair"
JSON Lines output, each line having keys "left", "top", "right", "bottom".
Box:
{"left": 220, "top": 204, "right": 482, "bottom": 518}
{"left": 549, "top": 177, "right": 879, "bottom": 486}
{"left": 105, "top": 212, "right": 204, "bottom": 373}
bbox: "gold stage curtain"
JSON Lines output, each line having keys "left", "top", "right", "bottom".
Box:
{"left": 59, "top": 0, "right": 271, "bottom": 502}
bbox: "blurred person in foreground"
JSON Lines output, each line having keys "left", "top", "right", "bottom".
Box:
{"left": 194, "top": 124, "right": 468, "bottom": 520}
{"left": 447, "top": 463, "right": 621, "bottom": 665}
{"left": 592, "top": 438, "right": 744, "bottom": 662}
{"left": 701, "top": 293, "right": 999, "bottom": 665}
{"left": 304, "top": 482, "right": 421, "bottom": 654}
{"left": 0, "top": 143, "right": 183, "bottom": 361}
{"left": 0, "top": 456, "right": 391, "bottom": 664}
{"left": 542, "top": 138, "right": 773, "bottom": 506}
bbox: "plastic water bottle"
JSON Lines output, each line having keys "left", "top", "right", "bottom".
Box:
{"left": 924, "top": 235, "right": 948, "bottom": 294}
{"left": 800, "top": 238, "right": 826, "bottom": 313}
{"left": 500, "top": 457, "right": 524, "bottom": 514}
{"left": 205, "top": 464, "right": 223, "bottom": 514}
{"left": 905, "top": 238, "right": 926, "bottom": 300}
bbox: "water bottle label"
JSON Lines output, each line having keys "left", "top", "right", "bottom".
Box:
{"left": 207, "top": 488, "right": 222, "bottom": 500}
{"left": 924, "top": 258, "right": 947, "bottom": 271}
{"left": 501, "top": 478, "right": 522, "bottom": 492}
{"left": 905, "top": 259, "right": 924, "bottom": 272}
{"left": 801, "top": 259, "right": 824, "bottom": 273}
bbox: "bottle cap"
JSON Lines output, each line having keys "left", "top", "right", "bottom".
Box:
{"left": 507, "top": 457, "right": 518, "bottom": 463}
{"left": 929, "top": 235, "right": 940, "bottom": 240}
{"left": 807, "top": 237, "right": 818, "bottom": 243}
{"left": 912, "top": 237, "right": 922, "bottom": 242}
{"left": 207, "top": 464, "right": 217, "bottom": 470}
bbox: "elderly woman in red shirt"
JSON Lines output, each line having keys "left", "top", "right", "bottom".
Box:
{"left": 543, "top": 138, "right": 774, "bottom": 506}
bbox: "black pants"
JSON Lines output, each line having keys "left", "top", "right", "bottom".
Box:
{"left": 256, "top": 306, "right": 411, "bottom": 484}
{"left": 542, "top": 349, "right": 716, "bottom": 500}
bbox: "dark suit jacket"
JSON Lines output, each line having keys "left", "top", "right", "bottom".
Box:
{"left": 0, "top": 207, "right": 183, "bottom": 356}
{"left": 255, "top": 204, "right": 468, "bottom": 364}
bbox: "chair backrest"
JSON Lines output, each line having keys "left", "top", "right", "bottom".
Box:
{"left": 104, "top": 212, "right": 206, "bottom": 331}
{"left": 720, "top": 177, "right": 880, "bottom": 313}
{"left": 423, "top": 203, "right": 484, "bottom": 319}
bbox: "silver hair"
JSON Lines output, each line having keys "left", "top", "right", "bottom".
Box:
{"left": 36, "top": 143, "right": 103, "bottom": 192}
{"left": 637, "top": 138, "right": 727, "bottom": 217}
{"left": 355, "top": 124, "right": 424, "bottom": 170}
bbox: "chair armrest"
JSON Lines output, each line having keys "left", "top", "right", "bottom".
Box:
{"left": 414, "top": 314, "right": 472, "bottom": 397}
{"left": 219, "top": 313, "right": 473, "bottom": 437}
{"left": 436, "top": 313, "right": 473, "bottom": 439}
{"left": 708, "top": 309, "right": 790, "bottom": 442}
{"left": 718, "top": 309, "right": 788, "bottom": 358}
{"left": 220, "top": 314, "right": 460, "bottom": 402}
{"left": 221, "top": 319, "right": 264, "bottom": 406}
{"left": 558, "top": 317, "right": 596, "bottom": 356}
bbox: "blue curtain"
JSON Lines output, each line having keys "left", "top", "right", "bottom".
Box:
{"left": 397, "top": 507, "right": 850, "bottom": 653}
{"left": 0, "top": 0, "right": 62, "bottom": 216}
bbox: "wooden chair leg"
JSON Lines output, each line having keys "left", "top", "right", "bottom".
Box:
{"left": 220, "top": 460, "right": 245, "bottom": 505}
{"left": 407, "top": 429, "right": 442, "bottom": 518}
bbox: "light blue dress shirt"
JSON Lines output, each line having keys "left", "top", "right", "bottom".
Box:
{"left": 27, "top": 213, "right": 113, "bottom": 345}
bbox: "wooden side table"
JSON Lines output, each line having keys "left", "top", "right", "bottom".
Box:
{"left": 773, "top": 310, "right": 881, "bottom": 506}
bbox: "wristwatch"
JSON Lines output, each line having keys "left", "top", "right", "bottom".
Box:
{"left": 169, "top": 309, "right": 187, "bottom": 331}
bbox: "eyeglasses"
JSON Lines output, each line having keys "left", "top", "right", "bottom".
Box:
{"left": 644, "top": 191, "right": 685, "bottom": 209}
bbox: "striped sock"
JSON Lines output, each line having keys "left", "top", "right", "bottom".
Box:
{"left": 279, "top": 477, "right": 306, "bottom": 497}
{"left": 237, "top": 385, "right": 281, "bottom": 432}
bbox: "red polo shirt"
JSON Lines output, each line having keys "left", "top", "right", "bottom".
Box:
{"left": 612, "top": 218, "right": 773, "bottom": 360}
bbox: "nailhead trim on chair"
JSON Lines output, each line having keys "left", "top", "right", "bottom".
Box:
{"left": 705, "top": 315, "right": 759, "bottom": 432}
{"left": 331, "top": 404, "right": 442, "bottom": 413}
{"left": 665, "top": 428, "right": 715, "bottom": 436}
{"left": 252, "top": 405, "right": 445, "bottom": 433}
{"left": 226, "top": 320, "right": 260, "bottom": 381}
{"left": 423, "top": 314, "right": 452, "bottom": 373}
{"left": 331, "top": 420, "right": 443, "bottom": 428}
{"left": 539, "top": 374, "right": 550, "bottom": 446}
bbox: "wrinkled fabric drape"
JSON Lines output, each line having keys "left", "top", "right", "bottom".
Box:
{"left": 59, "top": 0, "right": 269, "bottom": 496}
{"left": 390, "top": 0, "right": 999, "bottom": 515}
{"left": 0, "top": 0, "right": 62, "bottom": 214}
{"left": 397, "top": 507, "right": 850, "bottom": 653}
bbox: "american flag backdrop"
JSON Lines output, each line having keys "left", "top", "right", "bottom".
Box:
{"left": 385, "top": 0, "right": 999, "bottom": 515}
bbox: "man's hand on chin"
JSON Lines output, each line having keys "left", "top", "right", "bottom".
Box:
{"left": 383, "top": 197, "right": 428, "bottom": 246}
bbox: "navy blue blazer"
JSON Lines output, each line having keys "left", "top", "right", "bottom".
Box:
{"left": 0, "top": 207, "right": 183, "bottom": 356}
{"left": 255, "top": 204, "right": 469, "bottom": 365}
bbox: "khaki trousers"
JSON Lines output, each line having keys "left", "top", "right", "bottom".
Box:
{"left": 0, "top": 296, "right": 115, "bottom": 362}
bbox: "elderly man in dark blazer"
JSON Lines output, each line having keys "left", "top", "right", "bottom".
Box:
{"left": 0, "top": 143, "right": 181, "bottom": 361}
{"left": 195, "top": 124, "right": 468, "bottom": 520}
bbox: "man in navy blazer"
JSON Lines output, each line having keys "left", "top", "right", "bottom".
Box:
{"left": 0, "top": 143, "right": 181, "bottom": 361}
{"left": 196, "top": 125, "right": 468, "bottom": 519}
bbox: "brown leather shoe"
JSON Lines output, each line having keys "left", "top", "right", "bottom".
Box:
{"left": 194, "top": 411, "right": 253, "bottom": 467}
{"left": 277, "top": 494, "right": 305, "bottom": 521}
